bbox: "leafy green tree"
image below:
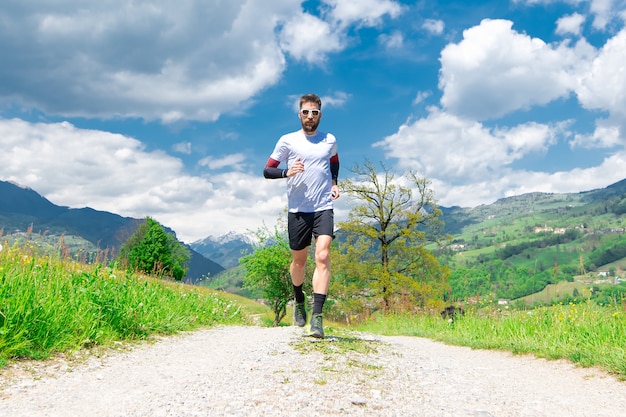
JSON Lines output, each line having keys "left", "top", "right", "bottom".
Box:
{"left": 240, "top": 225, "right": 311, "bottom": 326}
{"left": 334, "top": 160, "right": 449, "bottom": 314}
{"left": 118, "top": 217, "right": 189, "bottom": 280}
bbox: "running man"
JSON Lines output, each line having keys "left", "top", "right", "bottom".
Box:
{"left": 263, "top": 93, "right": 340, "bottom": 338}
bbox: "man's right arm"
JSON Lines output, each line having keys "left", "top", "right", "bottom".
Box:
{"left": 263, "top": 158, "right": 288, "bottom": 179}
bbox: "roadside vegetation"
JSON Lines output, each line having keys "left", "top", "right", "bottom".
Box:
{"left": 355, "top": 300, "right": 626, "bottom": 380}
{"left": 0, "top": 240, "right": 245, "bottom": 367}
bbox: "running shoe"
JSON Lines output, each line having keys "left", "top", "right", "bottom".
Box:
{"left": 309, "top": 313, "right": 324, "bottom": 339}
{"left": 294, "top": 301, "right": 307, "bottom": 327}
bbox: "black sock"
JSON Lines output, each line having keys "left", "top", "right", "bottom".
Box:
{"left": 313, "top": 293, "right": 326, "bottom": 315}
{"left": 293, "top": 284, "right": 305, "bottom": 303}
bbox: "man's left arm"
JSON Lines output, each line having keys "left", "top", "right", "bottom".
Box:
{"left": 330, "top": 154, "right": 340, "bottom": 199}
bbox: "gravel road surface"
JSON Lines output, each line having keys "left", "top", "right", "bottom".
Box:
{"left": 1, "top": 325, "right": 624, "bottom": 417}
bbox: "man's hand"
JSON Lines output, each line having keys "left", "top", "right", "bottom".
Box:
{"left": 331, "top": 184, "right": 340, "bottom": 200}
{"left": 287, "top": 157, "right": 305, "bottom": 177}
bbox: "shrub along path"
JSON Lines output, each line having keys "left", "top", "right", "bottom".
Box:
{"left": 1, "top": 325, "right": 624, "bottom": 416}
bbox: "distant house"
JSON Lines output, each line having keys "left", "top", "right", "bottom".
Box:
{"left": 534, "top": 226, "right": 568, "bottom": 234}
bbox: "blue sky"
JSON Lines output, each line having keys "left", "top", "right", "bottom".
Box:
{"left": 2, "top": 0, "right": 626, "bottom": 243}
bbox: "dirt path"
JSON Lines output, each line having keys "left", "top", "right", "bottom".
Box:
{"left": 1, "top": 325, "right": 624, "bottom": 416}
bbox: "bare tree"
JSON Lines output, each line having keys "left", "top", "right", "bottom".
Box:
{"left": 334, "top": 160, "right": 449, "bottom": 312}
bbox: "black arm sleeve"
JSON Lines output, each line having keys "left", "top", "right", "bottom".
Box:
{"left": 330, "top": 161, "right": 339, "bottom": 183}
{"left": 264, "top": 167, "right": 287, "bottom": 179}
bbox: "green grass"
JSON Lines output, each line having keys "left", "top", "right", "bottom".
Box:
{"left": 355, "top": 302, "right": 626, "bottom": 379}
{"left": 0, "top": 241, "right": 248, "bottom": 367}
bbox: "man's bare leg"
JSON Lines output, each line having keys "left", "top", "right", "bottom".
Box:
{"left": 291, "top": 248, "right": 309, "bottom": 327}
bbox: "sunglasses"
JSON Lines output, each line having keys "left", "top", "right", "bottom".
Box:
{"left": 300, "top": 109, "right": 321, "bottom": 117}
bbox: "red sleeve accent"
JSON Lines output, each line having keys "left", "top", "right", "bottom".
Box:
{"left": 330, "top": 154, "right": 339, "bottom": 164}
{"left": 265, "top": 157, "right": 280, "bottom": 168}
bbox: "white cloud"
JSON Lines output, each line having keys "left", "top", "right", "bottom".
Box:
{"left": 511, "top": 0, "right": 584, "bottom": 5}
{"left": 279, "top": 0, "right": 403, "bottom": 64}
{"left": 287, "top": 91, "right": 351, "bottom": 113}
{"left": 199, "top": 153, "right": 247, "bottom": 170}
{"left": 323, "top": 0, "right": 403, "bottom": 28}
{"left": 556, "top": 12, "right": 586, "bottom": 36}
{"left": 432, "top": 152, "right": 626, "bottom": 208}
{"left": 413, "top": 91, "right": 431, "bottom": 105}
{"left": 570, "top": 120, "right": 622, "bottom": 148}
{"left": 423, "top": 19, "right": 445, "bottom": 35}
{"left": 279, "top": 13, "right": 344, "bottom": 63}
{"left": 373, "top": 107, "right": 563, "bottom": 183}
{"left": 577, "top": 29, "right": 626, "bottom": 117}
{"left": 439, "top": 19, "right": 592, "bottom": 120}
{"left": 320, "top": 91, "right": 350, "bottom": 108}
{"left": 379, "top": 31, "right": 404, "bottom": 49}
{"left": 500, "top": 152, "right": 626, "bottom": 198}
{"left": 0, "top": 118, "right": 286, "bottom": 242}
{"left": 514, "top": 0, "right": 624, "bottom": 31}
{"left": 590, "top": 0, "right": 617, "bottom": 29}
{"left": 173, "top": 142, "right": 192, "bottom": 154}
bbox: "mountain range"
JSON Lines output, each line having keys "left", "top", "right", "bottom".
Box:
{"left": 189, "top": 231, "right": 256, "bottom": 269}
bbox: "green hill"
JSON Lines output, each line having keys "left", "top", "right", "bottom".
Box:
{"left": 438, "top": 179, "right": 626, "bottom": 303}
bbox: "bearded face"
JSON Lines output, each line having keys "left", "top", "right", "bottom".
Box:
{"left": 299, "top": 104, "right": 322, "bottom": 134}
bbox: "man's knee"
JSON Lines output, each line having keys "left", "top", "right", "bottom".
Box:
{"left": 315, "top": 247, "right": 330, "bottom": 266}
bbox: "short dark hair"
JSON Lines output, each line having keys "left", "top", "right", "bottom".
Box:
{"left": 299, "top": 93, "right": 322, "bottom": 110}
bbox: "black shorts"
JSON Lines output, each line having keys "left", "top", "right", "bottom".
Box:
{"left": 288, "top": 209, "right": 334, "bottom": 251}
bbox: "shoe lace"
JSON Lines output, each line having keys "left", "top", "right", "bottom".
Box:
{"left": 296, "top": 303, "right": 305, "bottom": 316}
{"left": 311, "top": 314, "right": 322, "bottom": 327}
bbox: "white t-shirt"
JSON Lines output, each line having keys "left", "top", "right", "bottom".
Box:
{"left": 269, "top": 129, "right": 338, "bottom": 213}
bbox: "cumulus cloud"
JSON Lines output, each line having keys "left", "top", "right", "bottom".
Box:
{"left": 423, "top": 19, "right": 445, "bottom": 35}
{"left": 279, "top": 0, "right": 403, "bottom": 63}
{"left": 556, "top": 12, "right": 586, "bottom": 35}
{"left": 173, "top": 142, "right": 192, "bottom": 154}
{"left": 323, "top": 0, "right": 403, "bottom": 28}
{"left": 439, "top": 19, "right": 593, "bottom": 120}
{"left": 433, "top": 152, "right": 626, "bottom": 208}
{"left": 577, "top": 29, "right": 626, "bottom": 117}
{"left": 570, "top": 120, "right": 622, "bottom": 148}
{"left": 379, "top": 31, "right": 404, "bottom": 49}
{"left": 590, "top": 0, "right": 617, "bottom": 29}
{"left": 199, "top": 153, "right": 247, "bottom": 170}
{"left": 373, "top": 107, "right": 564, "bottom": 183}
{"left": 278, "top": 12, "right": 344, "bottom": 63}
{"left": 514, "top": 0, "right": 624, "bottom": 31}
{"left": 320, "top": 91, "right": 350, "bottom": 108}
{"left": 499, "top": 152, "right": 626, "bottom": 198}
{"left": 0, "top": 0, "right": 301, "bottom": 123}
